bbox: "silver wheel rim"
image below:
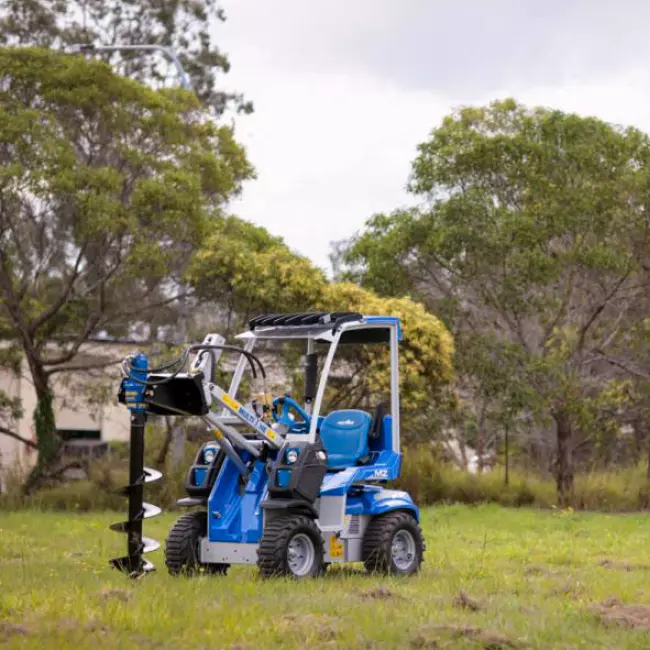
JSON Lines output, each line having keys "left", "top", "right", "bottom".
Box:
{"left": 287, "top": 533, "right": 316, "bottom": 576}
{"left": 392, "top": 529, "right": 417, "bottom": 571}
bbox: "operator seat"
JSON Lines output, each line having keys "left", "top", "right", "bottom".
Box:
{"left": 319, "top": 409, "right": 371, "bottom": 470}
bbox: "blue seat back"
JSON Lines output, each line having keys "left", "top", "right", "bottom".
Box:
{"left": 319, "top": 409, "right": 371, "bottom": 470}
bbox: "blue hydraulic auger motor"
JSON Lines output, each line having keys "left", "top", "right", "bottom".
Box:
{"left": 111, "top": 353, "right": 161, "bottom": 577}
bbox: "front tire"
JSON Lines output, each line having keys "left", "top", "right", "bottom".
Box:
{"left": 257, "top": 513, "right": 324, "bottom": 579}
{"left": 363, "top": 511, "right": 424, "bottom": 576}
{"left": 165, "top": 511, "right": 229, "bottom": 576}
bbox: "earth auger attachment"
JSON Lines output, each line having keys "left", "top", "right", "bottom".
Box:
{"left": 111, "top": 353, "right": 161, "bottom": 577}
{"left": 109, "top": 336, "right": 272, "bottom": 577}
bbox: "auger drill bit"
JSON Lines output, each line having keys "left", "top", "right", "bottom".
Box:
{"left": 111, "top": 353, "right": 161, "bottom": 577}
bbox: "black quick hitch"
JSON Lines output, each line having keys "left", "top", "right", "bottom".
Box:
{"left": 111, "top": 353, "right": 161, "bottom": 577}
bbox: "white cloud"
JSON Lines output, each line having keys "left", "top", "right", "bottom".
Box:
{"left": 225, "top": 70, "right": 447, "bottom": 272}
{"left": 515, "top": 72, "right": 650, "bottom": 132}
{"left": 216, "top": 2, "right": 650, "bottom": 273}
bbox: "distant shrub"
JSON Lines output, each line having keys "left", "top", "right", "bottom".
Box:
{"left": 3, "top": 436, "right": 650, "bottom": 513}
{"left": 395, "top": 445, "right": 647, "bottom": 511}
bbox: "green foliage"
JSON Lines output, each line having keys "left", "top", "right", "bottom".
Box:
{"left": 0, "top": 0, "right": 249, "bottom": 115}
{"left": 341, "top": 99, "right": 650, "bottom": 493}
{"left": 1, "top": 422, "right": 204, "bottom": 511}
{"left": 0, "top": 392, "right": 22, "bottom": 422}
{"left": 0, "top": 47, "right": 252, "bottom": 342}
{"left": 320, "top": 282, "right": 454, "bottom": 403}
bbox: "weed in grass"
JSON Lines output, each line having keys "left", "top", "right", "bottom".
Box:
{"left": 359, "top": 587, "right": 401, "bottom": 601}
{"left": 413, "top": 624, "right": 521, "bottom": 649}
{"left": 453, "top": 590, "right": 482, "bottom": 611}
{"left": 592, "top": 599, "right": 650, "bottom": 630}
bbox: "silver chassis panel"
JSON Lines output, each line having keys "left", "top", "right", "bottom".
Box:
{"left": 199, "top": 516, "right": 370, "bottom": 565}
{"left": 199, "top": 540, "right": 259, "bottom": 564}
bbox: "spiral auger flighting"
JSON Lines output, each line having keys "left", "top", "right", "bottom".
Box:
{"left": 111, "top": 353, "right": 161, "bottom": 578}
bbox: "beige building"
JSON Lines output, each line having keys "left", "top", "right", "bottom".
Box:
{"left": 0, "top": 341, "right": 138, "bottom": 484}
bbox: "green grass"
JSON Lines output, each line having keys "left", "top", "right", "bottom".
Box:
{"left": 2, "top": 505, "right": 650, "bottom": 648}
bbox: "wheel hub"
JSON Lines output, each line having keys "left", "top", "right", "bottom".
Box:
{"left": 287, "top": 533, "right": 315, "bottom": 576}
{"left": 391, "top": 529, "right": 416, "bottom": 571}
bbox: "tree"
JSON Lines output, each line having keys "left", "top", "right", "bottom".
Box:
{"left": 0, "top": 47, "right": 253, "bottom": 490}
{"left": 0, "top": 0, "right": 250, "bottom": 116}
{"left": 186, "top": 217, "right": 327, "bottom": 334}
{"left": 341, "top": 99, "right": 650, "bottom": 504}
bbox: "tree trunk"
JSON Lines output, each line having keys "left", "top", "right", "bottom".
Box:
{"left": 22, "top": 366, "right": 62, "bottom": 494}
{"left": 156, "top": 417, "right": 174, "bottom": 469}
{"left": 476, "top": 403, "right": 486, "bottom": 473}
{"left": 504, "top": 423, "right": 509, "bottom": 486}
{"left": 646, "top": 423, "right": 650, "bottom": 481}
{"left": 157, "top": 417, "right": 186, "bottom": 470}
{"left": 553, "top": 408, "right": 574, "bottom": 507}
{"left": 171, "top": 422, "right": 185, "bottom": 469}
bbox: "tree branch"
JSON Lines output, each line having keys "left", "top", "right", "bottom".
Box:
{"left": 577, "top": 271, "right": 630, "bottom": 354}
{"left": 0, "top": 425, "right": 37, "bottom": 449}
{"left": 542, "top": 270, "right": 576, "bottom": 348}
{"left": 39, "top": 311, "right": 103, "bottom": 366}
{"left": 46, "top": 357, "right": 122, "bottom": 377}
{"left": 595, "top": 352, "right": 650, "bottom": 380}
{"left": 28, "top": 241, "right": 88, "bottom": 336}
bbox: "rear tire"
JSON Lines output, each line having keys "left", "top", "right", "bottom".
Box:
{"left": 257, "top": 513, "right": 324, "bottom": 579}
{"left": 363, "top": 511, "right": 424, "bottom": 576}
{"left": 165, "top": 511, "right": 229, "bottom": 576}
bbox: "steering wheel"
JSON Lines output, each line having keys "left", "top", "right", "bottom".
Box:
{"left": 272, "top": 396, "right": 311, "bottom": 433}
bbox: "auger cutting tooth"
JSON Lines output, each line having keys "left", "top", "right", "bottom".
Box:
{"left": 117, "top": 468, "right": 162, "bottom": 496}
{"left": 142, "top": 559, "right": 156, "bottom": 573}
{"left": 143, "top": 467, "right": 162, "bottom": 483}
{"left": 110, "top": 555, "right": 142, "bottom": 573}
{"left": 109, "top": 556, "right": 157, "bottom": 575}
{"left": 142, "top": 536, "right": 161, "bottom": 553}
{"left": 109, "top": 503, "right": 162, "bottom": 533}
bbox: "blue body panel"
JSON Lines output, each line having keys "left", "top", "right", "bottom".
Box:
{"left": 207, "top": 455, "right": 267, "bottom": 543}
{"left": 318, "top": 449, "right": 402, "bottom": 496}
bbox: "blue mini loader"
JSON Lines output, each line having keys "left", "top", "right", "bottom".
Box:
{"left": 113, "top": 311, "right": 424, "bottom": 578}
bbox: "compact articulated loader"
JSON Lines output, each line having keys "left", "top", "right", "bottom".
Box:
{"left": 113, "top": 311, "right": 424, "bottom": 578}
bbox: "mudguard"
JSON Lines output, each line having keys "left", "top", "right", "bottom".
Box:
{"left": 346, "top": 486, "right": 420, "bottom": 521}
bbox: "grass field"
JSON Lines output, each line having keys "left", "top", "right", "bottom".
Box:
{"left": 3, "top": 505, "right": 650, "bottom": 649}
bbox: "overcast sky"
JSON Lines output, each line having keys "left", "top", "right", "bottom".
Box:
{"left": 216, "top": 0, "right": 650, "bottom": 273}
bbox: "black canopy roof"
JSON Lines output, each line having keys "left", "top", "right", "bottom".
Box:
{"left": 248, "top": 311, "right": 363, "bottom": 331}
